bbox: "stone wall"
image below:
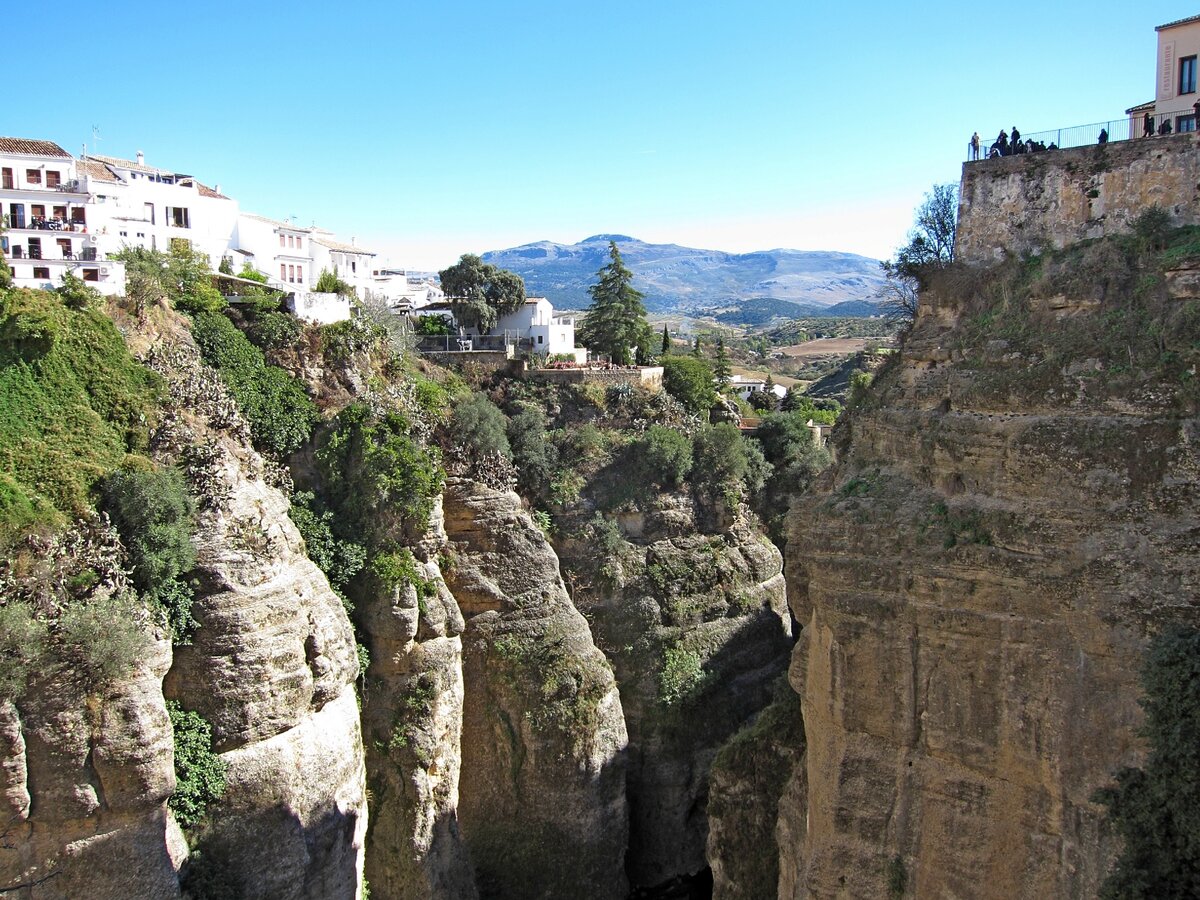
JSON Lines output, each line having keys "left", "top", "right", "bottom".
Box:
{"left": 957, "top": 133, "right": 1200, "bottom": 262}
{"left": 526, "top": 365, "right": 664, "bottom": 390}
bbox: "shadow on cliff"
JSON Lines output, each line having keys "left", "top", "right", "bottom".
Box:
{"left": 181, "top": 802, "right": 361, "bottom": 899}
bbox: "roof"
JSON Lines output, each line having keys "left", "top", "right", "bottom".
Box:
{"left": 312, "top": 235, "right": 376, "bottom": 256}
{"left": 197, "top": 182, "right": 228, "bottom": 199}
{"left": 76, "top": 158, "right": 119, "bottom": 182}
{"left": 0, "top": 137, "right": 72, "bottom": 158}
{"left": 87, "top": 153, "right": 165, "bottom": 175}
{"left": 1126, "top": 100, "right": 1156, "bottom": 114}
{"left": 241, "top": 212, "right": 311, "bottom": 232}
{"left": 1158, "top": 14, "right": 1200, "bottom": 30}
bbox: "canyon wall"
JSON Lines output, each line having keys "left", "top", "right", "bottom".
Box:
{"left": 957, "top": 132, "right": 1200, "bottom": 262}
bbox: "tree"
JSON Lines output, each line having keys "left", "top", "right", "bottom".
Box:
{"left": 577, "top": 241, "right": 650, "bottom": 365}
{"left": 661, "top": 325, "right": 671, "bottom": 355}
{"left": 878, "top": 183, "right": 959, "bottom": 324}
{"left": 438, "top": 254, "right": 525, "bottom": 334}
{"left": 661, "top": 355, "right": 716, "bottom": 414}
{"left": 692, "top": 336, "right": 702, "bottom": 357}
{"left": 714, "top": 338, "right": 732, "bottom": 385}
{"left": 1094, "top": 625, "right": 1200, "bottom": 899}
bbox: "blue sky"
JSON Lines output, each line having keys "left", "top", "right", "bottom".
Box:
{"left": 6, "top": 1, "right": 1187, "bottom": 269}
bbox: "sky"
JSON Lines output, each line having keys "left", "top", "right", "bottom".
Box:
{"left": 6, "top": 1, "right": 1190, "bottom": 270}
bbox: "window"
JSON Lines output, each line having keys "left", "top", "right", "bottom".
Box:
{"left": 136, "top": 232, "right": 145, "bottom": 239}
{"left": 1182, "top": 56, "right": 1198, "bottom": 94}
{"left": 53, "top": 206, "right": 67, "bottom": 221}
{"left": 1179, "top": 115, "right": 1198, "bottom": 133}
{"left": 31, "top": 205, "right": 46, "bottom": 219}
{"left": 26, "top": 169, "right": 41, "bottom": 185}
{"left": 296, "top": 268, "right": 303, "bottom": 284}
{"left": 295, "top": 237, "right": 302, "bottom": 250}
{"left": 27, "top": 238, "right": 42, "bottom": 259}
{"left": 82, "top": 269, "right": 99, "bottom": 282}
{"left": 280, "top": 234, "right": 286, "bottom": 247}
{"left": 33, "top": 267, "right": 50, "bottom": 279}
{"left": 70, "top": 208, "right": 85, "bottom": 225}
{"left": 351, "top": 261, "right": 357, "bottom": 273}
{"left": 9, "top": 203, "right": 25, "bottom": 228}
{"left": 281, "top": 263, "right": 287, "bottom": 280}
{"left": 57, "top": 238, "right": 72, "bottom": 258}
{"left": 537, "top": 335, "right": 543, "bottom": 344}
{"left": 168, "top": 207, "right": 190, "bottom": 228}
{"left": 288, "top": 264, "right": 295, "bottom": 283}
{"left": 120, "top": 231, "right": 128, "bottom": 237}
{"left": 46, "top": 170, "right": 61, "bottom": 188}
{"left": 288, "top": 235, "right": 295, "bottom": 248}
{"left": 1, "top": 168, "right": 12, "bottom": 189}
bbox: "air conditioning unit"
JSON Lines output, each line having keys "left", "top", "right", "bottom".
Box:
{"left": 100, "top": 267, "right": 109, "bottom": 275}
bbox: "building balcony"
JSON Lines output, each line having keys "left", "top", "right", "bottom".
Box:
{"left": 0, "top": 181, "right": 88, "bottom": 196}
{"left": 3, "top": 218, "right": 88, "bottom": 233}
{"left": 7, "top": 247, "right": 100, "bottom": 262}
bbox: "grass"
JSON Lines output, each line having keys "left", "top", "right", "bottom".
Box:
{"left": 0, "top": 287, "right": 162, "bottom": 541}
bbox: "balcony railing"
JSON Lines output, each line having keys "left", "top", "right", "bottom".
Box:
{"left": 2, "top": 216, "right": 87, "bottom": 232}
{"left": 967, "top": 111, "right": 1197, "bottom": 160}
{"left": 9, "top": 247, "right": 100, "bottom": 262}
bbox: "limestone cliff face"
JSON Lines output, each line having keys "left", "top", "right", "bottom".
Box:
{"left": 360, "top": 498, "right": 477, "bottom": 900}
{"left": 154, "top": 340, "right": 367, "bottom": 899}
{"left": 0, "top": 639, "right": 185, "bottom": 900}
{"left": 555, "top": 495, "right": 792, "bottom": 889}
{"left": 441, "top": 478, "right": 630, "bottom": 899}
{"left": 778, "top": 250, "right": 1200, "bottom": 897}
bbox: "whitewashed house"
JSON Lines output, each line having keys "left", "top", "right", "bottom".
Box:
{"left": 233, "top": 213, "right": 313, "bottom": 290}
{"left": 365, "top": 266, "right": 443, "bottom": 312}
{"left": 729, "top": 374, "right": 787, "bottom": 402}
{"left": 496, "top": 297, "right": 584, "bottom": 361}
{"left": 0, "top": 138, "right": 125, "bottom": 295}
{"left": 309, "top": 233, "right": 375, "bottom": 298}
{"left": 81, "top": 152, "right": 239, "bottom": 268}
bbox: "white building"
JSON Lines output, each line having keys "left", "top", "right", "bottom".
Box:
{"left": 81, "top": 152, "right": 239, "bottom": 268}
{"left": 729, "top": 374, "right": 787, "bottom": 402}
{"left": 496, "top": 297, "right": 582, "bottom": 359}
{"left": 0, "top": 138, "right": 125, "bottom": 295}
{"left": 309, "top": 232, "right": 375, "bottom": 297}
{"left": 234, "top": 213, "right": 313, "bottom": 290}
{"left": 364, "top": 267, "right": 444, "bottom": 311}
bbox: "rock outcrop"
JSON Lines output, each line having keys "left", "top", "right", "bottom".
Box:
{"left": 555, "top": 494, "right": 792, "bottom": 889}
{"left": 360, "top": 498, "right": 477, "bottom": 899}
{"left": 442, "top": 478, "right": 630, "bottom": 899}
{"left": 774, "top": 240, "right": 1200, "bottom": 896}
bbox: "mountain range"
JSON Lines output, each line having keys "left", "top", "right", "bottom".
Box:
{"left": 480, "top": 235, "right": 886, "bottom": 317}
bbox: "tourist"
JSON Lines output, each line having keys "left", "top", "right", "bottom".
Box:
{"left": 1144, "top": 112, "right": 1154, "bottom": 137}
{"left": 1098, "top": 128, "right": 1108, "bottom": 144}
{"left": 970, "top": 131, "right": 981, "bottom": 160}
{"left": 1011, "top": 126, "right": 1021, "bottom": 148}
{"left": 1160, "top": 119, "right": 1173, "bottom": 135}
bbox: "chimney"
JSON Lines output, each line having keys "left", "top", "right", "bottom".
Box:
{"left": 136, "top": 151, "right": 144, "bottom": 166}
{"left": 214, "top": 184, "right": 221, "bottom": 194}
{"left": 351, "top": 236, "right": 357, "bottom": 247}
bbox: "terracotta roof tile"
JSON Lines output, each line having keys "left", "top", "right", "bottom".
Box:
{"left": 197, "top": 182, "right": 229, "bottom": 199}
{"left": 88, "top": 153, "right": 163, "bottom": 175}
{"left": 312, "top": 235, "right": 376, "bottom": 255}
{"left": 0, "top": 137, "right": 72, "bottom": 158}
{"left": 77, "top": 158, "right": 119, "bottom": 182}
{"left": 1158, "top": 14, "right": 1200, "bottom": 30}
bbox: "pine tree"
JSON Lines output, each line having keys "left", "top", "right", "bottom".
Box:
{"left": 714, "top": 338, "right": 732, "bottom": 385}
{"left": 661, "top": 325, "right": 671, "bottom": 355}
{"left": 577, "top": 241, "right": 650, "bottom": 365}
{"left": 692, "top": 336, "right": 702, "bottom": 357}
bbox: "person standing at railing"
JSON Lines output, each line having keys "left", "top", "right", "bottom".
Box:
{"left": 1011, "top": 126, "right": 1021, "bottom": 149}
{"left": 1160, "top": 119, "right": 1173, "bottom": 136}
{"left": 970, "top": 132, "right": 981, "bottom": 160}
{"left": 1144, "top": 112, "right": 1154, "bottom": 137}
{"left": 1098, "top": 128, "right": 1108, "bottom": 145}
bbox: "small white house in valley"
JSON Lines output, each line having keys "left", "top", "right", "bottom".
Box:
{"left": 729, "top": 374, "right": 787, "bottom": 401}
{"left": 495, "top": 297, "right": 584, "bottom": 361}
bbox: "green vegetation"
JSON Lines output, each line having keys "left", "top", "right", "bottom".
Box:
{"left": 577, "top": 241, "right": 652, "bottom": 364}
{"left": 414, "top": 314, "right": 453, "bottom": 336}
{"left": 320, "top": 318, "right": 385, "bottom": 363}
{"left": 0, "top": 287, "right": 162, "bottom": 539}
{"left": 879, "top": 182, "right": 958, "bottom": 324}
{"left": 661, "top": 355, "right": 716, "bottom": 413}
{"left": 1094, "top": 625, "right": 1200, "bottom": 899}
{"left": 507, "top": 404, "right": 557, "bottom": 498}
{"left": 438, "top": 254, "right": 525, "bottom": 333}
{"left": 449, "top": 393, "right": 511, "bottom": 458}
{"left": 190, "top": 311, "right": 318, "bottom": 457}
{"left": 288, "top": 490, "right": 366, "bottom": 605}
{"left": 751, "top": 409, "right": 833, "bottom": 543}
{"left": 100, "top": 468, "right": 197, "bottom": 638}
{"left": 631, "top": 425, "right": 693, "bottom": 488}
{"left": 370, "top": 549, "right": 436, "bottom": 599}
{"left": 314, "top": 268, "right": 355, "bottom": 297}
{"left": 316, "top": 402, "right": 444, "bottom": 546}
{"left": 167, "top": 700, "right": 227, "bottom": 829}
{"left": 659, "top": 645, "right": 708, "bottom": 707}
{"left": 112, "top": 244, "right": 225, "bottom": 314}
{"left": 0, "top": 601, "right": 48, "bottom": 699}
{"left": 692, "top": 423, "right": 750, "bottom": 497}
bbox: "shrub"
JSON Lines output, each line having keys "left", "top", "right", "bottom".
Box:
{"left": 1094, "top": 625, "right": 1200, "bottom": 899}
{"left": 0, "top": 600, "right": 48, "bottom": 700}
{"left": 659, "top": 645, "right": 707, "bottom": 707}
{"left": 57, "top": 592, "right": 148, "bottom": 686}
{"left": 100, "top": 468, "right": 195, "bottom": 596}
{"left": 414, "top": 315, "right": 452, "bottom": 336}
{"left": 317, "top": 403, "right": 444, "bottom": 545}
{"left": 370, "top": 549, "right": 435, "bottom": 597}
{"left": 246, "top": 311, "right": 301, "bottom": 350}
{"left": 632, "top": 425, "right": 693, "bottom": 488}
{"left": 692, "top": 423, "right": 749, "bottom": 489}
{"left": 450, "top": 393, "right": 510, "bottom": 458}
{"left": 507, "top": 404, "right": 557, "bottom": 497}
{"left": 167, "top": 700, "right": 227, "bottom": 828}
{"left": 661, "top": 356, "right": 716, "bottom": 414}
{"left": 847, "top": 369, "right": 873, "bottom": 408}
{"left": 56, "top": 270, "right": 101, "bottom": 309}
{"left": 1133, "top": 205, "right": 1172, "bottom": 253}
{"left": 321, "top": 318, "right": 383, "bottom": 362}
{"left": 191, "top": 311, "right": 317, "bottom": 457}
{"left": 315, "top": 268, "right": 355, "bottom": 297}
{"left": 289, "top": 491, "right": 366, "bottom": 598}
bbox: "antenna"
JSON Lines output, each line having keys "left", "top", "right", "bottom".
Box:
{"left": 89, "top": 125, "right": 102, "bottom": 157}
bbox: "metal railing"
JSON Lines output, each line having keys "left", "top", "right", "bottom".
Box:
{"left": 416, "top": 332, "right": 531, "bottom": 353}
{"left": 967, "top": 111, "right": 1197, "bottom": 160}
{"left": 8, "top": 248, "right": 101, "bottom": 262}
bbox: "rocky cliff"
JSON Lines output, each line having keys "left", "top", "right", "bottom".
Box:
{"left": 441, "top": 477, "right": 630, "bottom": 898}
{"left": 760, "top": 229, "right": 1200, "bottom": 897}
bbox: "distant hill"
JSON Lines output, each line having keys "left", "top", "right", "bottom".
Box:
{"left": 480, "top": 235, "right": 886, "bottom": 315}
{"left": 707, "top": 296, "right": 883, "bottom": 326}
